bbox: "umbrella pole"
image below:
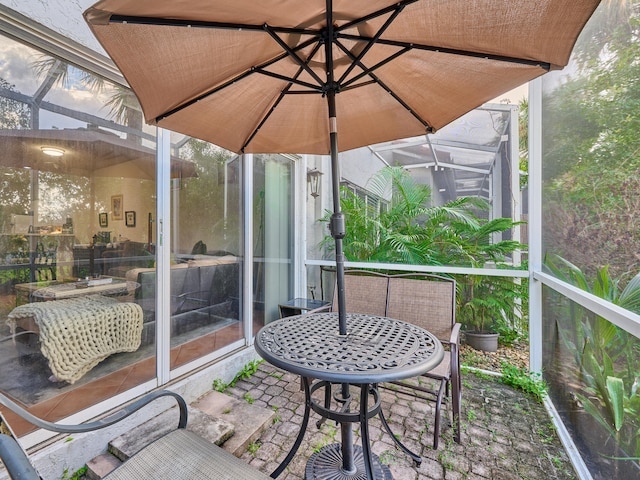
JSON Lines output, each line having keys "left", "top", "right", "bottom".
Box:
{"left": 327, "top": 98, "right": 347, "bottom": 337}
{"left": 324, "top": 0, "right": 353, "bottom": 468}
{"left": 327, "top": 83, "right": 357, "bottom": 474}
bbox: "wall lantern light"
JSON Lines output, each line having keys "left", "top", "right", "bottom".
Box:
{"left": 41, "top": 146, "right": 65, "bottom": 157}
{"left": 307, "top": 168, "right": 323, "bottom": 198}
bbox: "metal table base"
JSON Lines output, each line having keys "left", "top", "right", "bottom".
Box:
{"left": 305, "top": 444, "right": 392, "bottom": 480}
{"left": 271, "top": 379, "right": 421, "bottom": 479}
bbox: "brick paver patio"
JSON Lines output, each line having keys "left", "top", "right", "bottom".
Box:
{"left": 227, "top": 362, "right": 576, "bottom": 480}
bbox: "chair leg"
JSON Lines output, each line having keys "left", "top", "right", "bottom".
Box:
{"left": 452, "top": 374, "right": 461, "bottom": 444}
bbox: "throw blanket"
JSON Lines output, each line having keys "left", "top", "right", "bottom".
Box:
{"left": 7, "top": 295, "right": 143, "bottom": 384}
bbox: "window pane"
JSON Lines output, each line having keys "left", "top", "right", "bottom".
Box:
{"left": 0, "top": 34, "right": 156, "bottom": 434}
{"left": 541, "top": 3, "right": 640, "bottom": 283}
{"left": 542, "top": 286, "right": 640, "bottom": 478}
{"left": 305, "top": 105, "right": 523, "bottom": 300}
{"left": 307, "top": 105, "right": 522, "bottom": 265}
{"left": 541, "top": 4, "right": 640, "bottom": 477}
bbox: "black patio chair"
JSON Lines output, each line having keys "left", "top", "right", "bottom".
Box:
{"left": 0, "top": 390, "right": 270, "bottom": 479}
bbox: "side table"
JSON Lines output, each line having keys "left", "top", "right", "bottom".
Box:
{"left": 278, "top": 297, "right": 330, "bottom": 318}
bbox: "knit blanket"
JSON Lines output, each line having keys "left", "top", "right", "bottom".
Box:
{"left": 7, "top": 295, "right": 143, "bottom": 384}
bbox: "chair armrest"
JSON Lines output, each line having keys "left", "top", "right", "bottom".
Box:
{"left": 0, "top": 434, "right": 40, "bottom": 480}
{"left": 448, "top": 323, "right": 462, "bottom": 380}
{"left": 449, "top": 322, "right": 461, "bottom": 346}
{"left": 0, "top": 390, "right": 187, "bottom": 435}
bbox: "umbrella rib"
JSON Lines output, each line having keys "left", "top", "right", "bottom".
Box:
{"left": 108, "top": 14, "right": 321, "bottom": 36}
{"left": 340, "top": 47, "right": 412, "bottom": 90}
{"left": 240, "top": 83, "right": 292, "bottom": 153}
{"left": 156, "top": 67, "right": 255, "bottom": 123}
{"left": 337, "top": 4, "right": 406, "bottom": 86}
{"left": 264, "top": 25, "right": 325, "bottom": 88}
{"left": 339, "top": 33, "right": 552, "bottom": 69}
{"left": 339, "top": 79, "right": 378, "bottom": 92}
{"left": 333, "top": 40, "right": 434, "bottom": 133}
{"left": 253, "top": 69, "right": 323, "bottom": 92}
{"left": 335, "top": 0, "right": 420, "bottom": 33}
{"left": 241, "top": 43, "right": 324, "bottom": 152}
{"left": 155, "top": 36, "right": 321, "bottom": 122}
{"left": 109, "top": 13, "right": 550, "bottom": 70}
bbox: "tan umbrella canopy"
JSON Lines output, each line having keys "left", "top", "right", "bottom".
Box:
{"left": 84, "top": 1, "right": 599, "bottom": 477}
{"left": 84, "top": 0, "right": 599, "bottom": 318}
{"left": 84, "top": 1, "right": 599, "bottom": 155}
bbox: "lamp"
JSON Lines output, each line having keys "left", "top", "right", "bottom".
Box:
{"left": 40, "top": 146, "right": 65, "bottom": 157}
{"left": 307, "top": 168, "right": 323, "bottom": 198}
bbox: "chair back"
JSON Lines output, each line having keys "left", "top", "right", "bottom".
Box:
{"left": 386, "top": 274, "right": 455, "bottom": 342}
{"left": 330, "top": 270, "right": 389, "bottom": 317}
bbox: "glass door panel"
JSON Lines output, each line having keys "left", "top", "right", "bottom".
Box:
{"left": 0, "top": 34, "right": 156, "bottom": 434}
{"left": 253, "top": 154, "right": 294, "bottom": 329}
{"left": 169, "top": 141, "right": 243, "bottom": 370}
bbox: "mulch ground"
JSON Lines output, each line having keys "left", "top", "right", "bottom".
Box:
{"left": 460, "top": 338, "right": 530, "bottom": 373}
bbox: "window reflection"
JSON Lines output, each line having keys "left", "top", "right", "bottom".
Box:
{"left": 168, "top": 140, "right": 243, "bottom": 369}
{"left": 0, "top": 34, "right": 160, "bottom": 431}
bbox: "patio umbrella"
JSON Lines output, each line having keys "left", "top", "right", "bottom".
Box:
{"left": 84, "top": 0, "right": 599, "bottom": 476}
{"left": 84, "top": 0, "right": 599, "bottom": 333}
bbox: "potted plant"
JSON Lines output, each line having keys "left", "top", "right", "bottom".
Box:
{"left": 457, "top": 272, "right": 523, "bottom": 352}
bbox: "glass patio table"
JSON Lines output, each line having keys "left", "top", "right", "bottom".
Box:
{"left": 254, "top": 312, "right": 443, "bottom": 480}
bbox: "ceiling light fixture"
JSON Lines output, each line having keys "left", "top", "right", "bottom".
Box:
{"left": 40, "top": 146, "right": 65, "bottom": 157}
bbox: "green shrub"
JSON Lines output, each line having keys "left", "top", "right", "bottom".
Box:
{"left": 500, "top": 363, "right": 547, "bottom": 403}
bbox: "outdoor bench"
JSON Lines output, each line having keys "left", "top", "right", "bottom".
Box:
{"left": 0, "top": 390, "right": 271, "bottom": 480}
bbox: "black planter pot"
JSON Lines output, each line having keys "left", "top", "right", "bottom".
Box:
{"left": 464, "top": 331, "right": 499, "bottom": 352}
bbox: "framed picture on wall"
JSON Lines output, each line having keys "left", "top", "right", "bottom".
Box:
{"left": 125, "top": 211, "right": 136, "bottom": 227}
{"left": 99, "top": 212, "right": 108, "bottom": 228}
{"left": 111, "top": 194, "right": 123, "bottom": 220}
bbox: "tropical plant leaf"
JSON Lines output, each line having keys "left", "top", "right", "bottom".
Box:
{"left": 617, "top": 272, "right": 640, "bottom": 314}
{"left": 606, "top": 376, "right": 625, "bottom": 432}
{"left": 576, "top": 392, "right": 617, "bottom": 438}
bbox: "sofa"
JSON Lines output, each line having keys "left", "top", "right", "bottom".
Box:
{"left": 125, "top": 255, "right": 240, "bottom": 343}
{"left": 73, "top": 241, "right": 151, "bottom": 278}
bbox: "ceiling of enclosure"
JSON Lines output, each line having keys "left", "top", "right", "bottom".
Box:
{"left": 369, "top": 104, "right": 516, "bottom": 202}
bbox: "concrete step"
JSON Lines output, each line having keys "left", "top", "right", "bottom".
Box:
{"left": 86, "top": 453, "right": 122, "bottom": 480}
{"left": 192, "top": 390, "right": 275, "bottom": 457}
{"left": 108, "top": 404, "right": 235, "bottom": 461}
{"left": 85, "top": 392, "right": 274, "bottom": 479}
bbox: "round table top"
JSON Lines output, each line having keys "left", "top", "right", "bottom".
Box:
{"left": 254, "top": 312, "right": 444, "bottom": 384}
